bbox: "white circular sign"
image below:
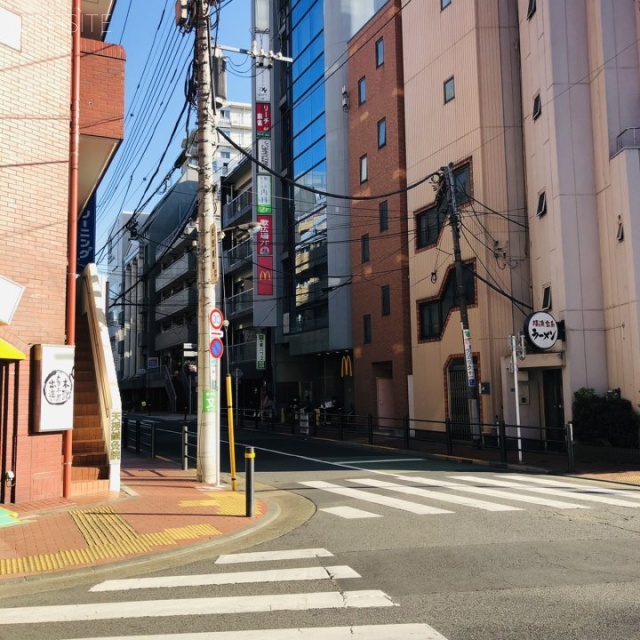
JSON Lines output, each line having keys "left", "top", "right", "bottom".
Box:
{"left": 524, "top": 311, "right": 559, "bottom": 350}
{"left": 209, "top": 308, "right": 224, "bottom": 330}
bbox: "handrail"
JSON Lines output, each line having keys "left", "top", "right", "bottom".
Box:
{"left": 80, "top": 263, "right": 122, "bottom": 492}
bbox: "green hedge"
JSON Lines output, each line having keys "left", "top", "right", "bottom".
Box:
{"left": 572, "top": 388, "right": 640, "bottom": 448}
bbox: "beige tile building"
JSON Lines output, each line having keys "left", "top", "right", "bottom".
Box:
{"left": 403, "top": 0, "right": 640, "bottom": 435}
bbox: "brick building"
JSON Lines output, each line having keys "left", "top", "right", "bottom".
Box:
{"left": 0, "top": 0, "right": 124, "bottom": 503}
{"left": 348, "top": 0, "right": 412, "bottom": 421}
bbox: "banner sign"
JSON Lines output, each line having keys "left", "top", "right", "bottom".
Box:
{"left": 33, "top": 344, "right": 75, "bottom": 432}
{"left": 257, "top": 214, "right": 273, "bottom": 256}
{"left": 258, "top": 139, "right": 271, "bottom": 168}
{"left": 257, "top": 174, "right": 272, "bottom": 213}
{"left": 462, "top": 327, "right": 476, "bottom": 387}
{"left": 77, "top": 192, "right": 96, "bottom": 273}
{"left": 256, "top": 102, "right": 271, "bottom": 135}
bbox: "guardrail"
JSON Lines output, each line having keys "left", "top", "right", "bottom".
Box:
{"left": 242, "top": 408, "right": 575, "bottom": 473}
{"left": 122, "top": 417, "right": 198, "bottom": 470}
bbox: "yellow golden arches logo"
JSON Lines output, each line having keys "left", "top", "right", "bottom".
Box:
{"left": 341, "top": 355, "right": 352, "bottom": 377}
{"left": 259, "top": 271, "right": 272, "bottom": 280}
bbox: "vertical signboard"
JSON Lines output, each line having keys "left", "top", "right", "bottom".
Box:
{"left": 33, "top": 344, "right": 75, "bottom": 432}
{"left": 256, "top": 333, "right": 266, "bottom": 370}
{"left": 253, "top": 0, "right": 275, "bottom": 306}
{"left": 77, "top": 192, "right": 96, "bottom": 273}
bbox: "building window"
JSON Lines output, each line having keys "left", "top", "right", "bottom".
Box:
{"left": 451, "top": 162, "right": 471, "bottom": 205}
{"left": 542, "top": 285, "right": 552, "bottom": 311}
{"left": 418, "top": 263, "right": 475, "bottom": 340}
{"left": 375, "top": 38, "right": 384, "bottom": 67}
{"left": 360, "top": 154, "right": 368, "bottom": 183}
{"left": 377, "top": 118, "right": 387, "bottom": 148}
{"left": 536, "top": 191, "right": 547, "bottom": 217}
{"left": 379, "top": 200, "right": 389, "bottom": 232}
{"left": 358, "top": 77, "right": 367, "bottom": 105}
{"left": 444, "top": 76, "right": 455, "bottom": 103}
{"left": 441, "top": 0, "right": 452, "bottom": 8}
{"left": 533, "top": 93, "right": 542, "bottom": 120}
{"left": 364, "top": 314, "right": 372, "bottom": 344}
{"left": 361, "top": 234, "right": 370, "bottom": 262}
{"left": 526, "top": 0, "right": 536, "bottom": 20}
{"left": 381, "top": 285, "right": 390, "bottom": 316}
{"left": 416, "top": 204, "right": 447, "bottom": 249}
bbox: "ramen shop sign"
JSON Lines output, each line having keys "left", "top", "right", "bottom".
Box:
{"left": 524, "top": 311, "right": 559, "bottom": 350}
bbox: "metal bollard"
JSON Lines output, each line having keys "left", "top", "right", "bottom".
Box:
{"left": 151, "top": 423, "right": 156, "bottom": 459}
{"left": 182, "top": 425, "right": 189, "bottom": 471}
{"left": 566, "top": 421, "right": 575, "bottom": 474}
{"left": 245, "top": 447, "right": 255, "bottom": 517}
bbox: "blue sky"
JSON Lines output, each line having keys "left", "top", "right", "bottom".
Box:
{"left": 96, "top": 0, "right": 252, "bottom": 260}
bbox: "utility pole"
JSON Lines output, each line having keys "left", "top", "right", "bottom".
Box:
{"left": 444, "top": 163, "right": 481, "bottom": 446}
{"left": 194, "top": 0, "right": 219, "bottom": 485}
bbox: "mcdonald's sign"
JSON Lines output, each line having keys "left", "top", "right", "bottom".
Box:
{"left": 341, "top": 355, "right": 353, "bottom": 377}
{"left": 257, "top": 255, "right": 273, "bottom": 295}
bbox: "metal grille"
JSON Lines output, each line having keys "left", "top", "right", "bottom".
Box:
{"left": 448, "top": 358, "right": 471, "bottom": 440}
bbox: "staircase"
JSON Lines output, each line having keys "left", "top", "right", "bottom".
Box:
{"left": 71, "top": 313, "right": 110, "bottom": 496}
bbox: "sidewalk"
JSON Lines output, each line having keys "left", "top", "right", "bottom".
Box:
{"left": 0, "top": 450, "right": 273, "bottom": 585}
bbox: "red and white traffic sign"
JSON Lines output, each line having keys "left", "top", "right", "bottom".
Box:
{"left": 209, "top": 338, "right": 224, "bottom": 359}
{"left": 209, "top": 308, "right": 224, "bottom": 330}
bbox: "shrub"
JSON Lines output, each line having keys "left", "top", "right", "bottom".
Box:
{"left": 572, "top": 387, "right": 640, "bottom": 448}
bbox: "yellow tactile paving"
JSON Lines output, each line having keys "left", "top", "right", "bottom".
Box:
{"left": 180, "top": 492, "right": 263, "bottom": 516}
{"left": 0, "top": 504, "right": 222, "bottom": 577}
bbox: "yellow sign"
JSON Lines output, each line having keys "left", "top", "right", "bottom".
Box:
{"left": 341, "top": 355, "right": 352, "bottom": 377}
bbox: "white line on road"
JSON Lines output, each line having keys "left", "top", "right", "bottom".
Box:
{"left": 449, "top": 476, "right": 640, "bottom": 507}
{"left": 91, "top": 566, "right": 361, "bottom": 592}
{"left": 63, "top": 623, "right": 449, "bottom": 640}
{"left": 392, "top": 474, "right": 589, "bottom": 509}
{"left": 320, "top": 506, "right": 382, "bottom": 519}
{"left": 299, "top": 480, "right": 453, "bottom": 515}
{"left": 498, "top": 474, "right": 640, "bottom": 499}
{"left": 0, "top": 590, "right": 396, "bottom": 625}
{"left": 337, "top": 458, "right": 425, "bottom": 464}
{"left": 348, "top": 478, "right": 521, "bottom": 512}
{"left": 215, "top": 548, "right": 333, "bottom": 565}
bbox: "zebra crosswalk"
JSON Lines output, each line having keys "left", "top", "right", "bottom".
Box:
{"left": 300, "top": 472, "right": 640, "bottom": 519}
{"left": 0, "top": 547, "right": 449, "bottom": 639}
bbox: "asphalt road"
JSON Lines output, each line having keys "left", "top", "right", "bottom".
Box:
{"left": 1, "top": 429, "right": 640, "bottom": 640}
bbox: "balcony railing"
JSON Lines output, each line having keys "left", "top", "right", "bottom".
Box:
{"left": 222, "top": 189, "right": 252, "bottom": 228}
{"left": 223, "top": 238, "right": 253, "bottom": 272}
{"left": 154, "top": 324, "right": 193, "bottom": 351}
{"left": 227, "top": 288, "right": 254, "bottom": 317}
{"left": 616, "top": 127, "right": 640, "bottom": 152}
{"left": 228, "top": 340, "right": 258, "bottom": 365}
{"left": 156, "top": 253, "right": 196, "bottom": 292}
{"left": 156, "top": 287, "right": 197, "bottom": 319}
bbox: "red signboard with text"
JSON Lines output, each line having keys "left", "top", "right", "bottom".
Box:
{"left": 257, "top": 255, "right": 273, "bottom": 295}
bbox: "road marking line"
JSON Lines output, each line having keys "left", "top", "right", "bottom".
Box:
{"left": 449, "top": 476, "right": 640, "bottom": 507}
{"left": 337, "top": 458, "right": 425, "bottom": 464}
{"left": 300, "top": 480, "right": 453, "bottom": 514}
{"left": 0, "top": 591, "right": 396, "bottom": 624}
{"left": 498, "top": 474, "right": 640, "bottom": 499}
{"left": 215, "top": 548, "right": 333, "bottom": 565}
{"left": 91, "top": 565, "right": 361, "bottom": 592}
{"left": 320, "top": 506, "right": 382, "bottom": 519}
{"left": 63, "top": 623, "right": 448, "bottom": 640}
{"left": 348, "top": 478, "right": 521, "bottom": 512}
{"left": 392, "top": 474, "right": 589, "bottom": 509}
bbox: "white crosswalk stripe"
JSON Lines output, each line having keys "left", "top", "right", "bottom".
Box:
{"left": 215, "top": 548, "right": 333, "bottom": 564}
{"left": 347, "top": 477, "right": 522, "bottom": 511}
{"left": 0, "top": 590, "right": 396, "bottom": 624}
{"left": 496, "top": 474, "right": 640, "bottom": 500}
{"left": 320, "top": 506, "right": 382, "bottom": 519}
{"left": 391, "top": 473, "right": 590, "bottom": 509}
{"left": 299, "top": 480, "right": 454, "bottom": 514}
{"left": 449, "top": 475, "right": 640, "bottom": 507}
{"left": 65, "top": 624, "right": 447, "bottom": 640}
{"left": 91, "top": 565, "right": 361, "bottom": 592}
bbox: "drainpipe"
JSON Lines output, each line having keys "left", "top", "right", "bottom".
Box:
{"left": 64, "top": 0, "right": 81, "bottom": 498}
